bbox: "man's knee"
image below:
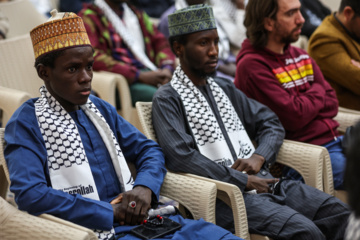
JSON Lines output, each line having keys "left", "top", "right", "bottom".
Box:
{"left": 278, "top": 213, "right": 326, "bottom": 240}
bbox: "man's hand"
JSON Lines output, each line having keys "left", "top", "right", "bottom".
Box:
{"left": 351, "top": 59, "right": 360, "bottom": 69}
{"left": 112, "top": 186, "right": 152, "bottom": 226}
{"left": 246, "top": 175, "right": 279, "bottom": 193}
{"left": 231, "top": 154, "right": 265, "bottom": 175}
{"left": 138, "top": 69, "right": 172, "bottom": 87}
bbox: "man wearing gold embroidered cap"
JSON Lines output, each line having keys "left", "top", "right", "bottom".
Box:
{"left": 4, "top": 9, "right": 244, "bottom": 240}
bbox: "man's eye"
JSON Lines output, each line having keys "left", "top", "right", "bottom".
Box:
{"left": 68, "top": 67, "right": 76, "bottom": 73}
{"left": 200, "top": 41, "right": 207, "bottom": 46}
{"left": 287, "top": 11, "right": 295, "bottom": 16}
{"left": 86, "top": 65, "right": 93, "bottom": 71}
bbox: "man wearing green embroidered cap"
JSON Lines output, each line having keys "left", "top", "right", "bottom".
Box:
{"left": 152, "top": 4, "right": 350, "bottom": 239}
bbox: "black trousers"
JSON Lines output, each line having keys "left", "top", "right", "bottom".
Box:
{"left": 216, "top": 180, "right": 349, "bottom": 240}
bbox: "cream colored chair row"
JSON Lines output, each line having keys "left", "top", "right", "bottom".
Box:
{"left": 0, "top": 127, "right": 223, "bottom": 238}
{"left": 135, "top": 101, "right": 342, "bottom": 240}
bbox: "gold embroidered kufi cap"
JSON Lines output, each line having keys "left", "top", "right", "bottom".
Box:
{"left": 30, "top": 9, "right": 91, "bottom": 59}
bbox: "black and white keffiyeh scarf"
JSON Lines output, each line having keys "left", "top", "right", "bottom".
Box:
{"left": 171, "top": 66, "right": 255, "bottom": 167}
{"left": 35, "top": 86, "right": 134, "bottom": 239}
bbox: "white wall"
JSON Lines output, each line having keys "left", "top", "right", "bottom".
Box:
{"left": 320, "top": 0, "right": 341, "bottom": 12}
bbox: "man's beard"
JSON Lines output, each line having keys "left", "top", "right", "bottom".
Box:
{"left": 191, "top": 67, "right": 217, "bottom": 79}
{"left": 276, "top": 24, "right": 303, "bottom": 44}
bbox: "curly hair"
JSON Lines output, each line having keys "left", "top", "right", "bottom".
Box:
{"left": 244, "top": 0, "right": 279, "bottom": 49}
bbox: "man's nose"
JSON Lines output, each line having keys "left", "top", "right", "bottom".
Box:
{"left": 79, "top": 68, "right": 92, "bottom": 83}
{"left": 209, "top": 42, "right": 218, "bottom": 56}
{"left": 296, "top": 11, "right": 305, "bottom": 25}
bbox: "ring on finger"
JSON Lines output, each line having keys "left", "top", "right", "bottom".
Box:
{"left": 128, "top": 201, "right": 136, "bottom": 209}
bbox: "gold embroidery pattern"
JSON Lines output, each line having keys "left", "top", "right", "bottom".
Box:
{"left": 30, "top": 13, "right": 91, "bottom": 59}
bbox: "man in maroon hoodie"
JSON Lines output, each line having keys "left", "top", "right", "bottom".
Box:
{"left": 234, "top": 0, "right": 345, "bottom": 190}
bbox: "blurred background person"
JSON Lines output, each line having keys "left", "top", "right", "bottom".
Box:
{"left": 308, "top": 0, "right": 360, "bottom": 111}
{"left": 300, "top": 0, "right": 331, "bottom": 39}
{"left": 78, "top": 0, "right": 176, "bottom": 107}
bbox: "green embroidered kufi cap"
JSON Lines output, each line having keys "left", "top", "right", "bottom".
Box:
{"left": 168, "top": 4, "right": 217, "bottom": 37}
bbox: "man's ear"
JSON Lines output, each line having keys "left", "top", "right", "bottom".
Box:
{"left": 343, "top": 6, "right": 356, "bottom": 21}
{"left": 36, "top": 64, "right": 50, "bottom": 82}
{"left": 264, "top": 17, "right": 274, "bottom": 32}
{"left": 173, "top": 41, "right": 184, "bottom": 58}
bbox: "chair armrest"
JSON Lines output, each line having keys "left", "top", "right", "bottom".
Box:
{"left": 334, "top": 110, "right": 360, "bottom": 134}
{"left": 0, "top": 86, "right": 31, "bottom": 126}
{"left": 338, "top": 106, "right": 360, "bottom": 114}
{"left": 160, "top": 171, "right": 217, "bottom": 224}
{"left": 276, "top": 139, "right": 335, "bottom": 195}
{"left": 39, "top": 214, "right": 97, "bottom": 239}
{"left": 0, "top": 197, "right": 97, "bottom": 240}
{"left": 182, "top": 173, "right": 250, "bottom": 240}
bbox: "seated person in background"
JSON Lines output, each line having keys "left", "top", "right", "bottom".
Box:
{"left": 78, "top": 0, "right": 176, "bottom": 106}
{"left": 4, "top": 9, "right": 244, "bottom": 240}
{"left": 158, "top": 0, "right": 238, "bottom": 81}
{"left": 132, "top": 0, "right": 175, "bottom": 19}
{"left": 152, "top": 4, "right": 350, "bottom": 239}
{"left": 344, "top": 121, "right": 360, "bottom": 240}
{"left": 211, "top": 0, "right": 247, "bottom": 51}
{"left": 0, "top": 9, "right": 9, "bottom": 39}
{"left": 308, "top": 0, "right": 360, "bottom": 111}
{"left": 59, "top": 0, "right": 92, "bottom": 13}
{"left": 235, "top": 0, "right": 346, "bottom": 190}
{"left": 300, "top": 0, "right": 331, "bottom": 39}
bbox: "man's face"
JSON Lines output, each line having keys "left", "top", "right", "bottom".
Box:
{"left": 348, "top": 12, "right": 360, "bottom": 40}
{"left": 180, "top": 29, "right": 219, "bottom": 80}
{"left": 271, "top": 0, "right": 305, "bottom": 44}
{"left": 44, "top": 46, "right": 94, "bottom": 112}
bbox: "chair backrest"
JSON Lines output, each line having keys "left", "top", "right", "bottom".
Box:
{"left": 135, "top": 101, "right": 157, "bottom": 141}
{"left": 334, "top": 109, "right": 360, "bottom": 134}
{"left": 0, "top": 87, "right": 31, "bottom": 127}
{"left": 0, "top": 34, "right": 43, "bottom": 98}
{"left": 92, "top": 71, "right": 141, "bottom": 130}
{"left": 0, "top": 0, "right": 47, "bottom": 39}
